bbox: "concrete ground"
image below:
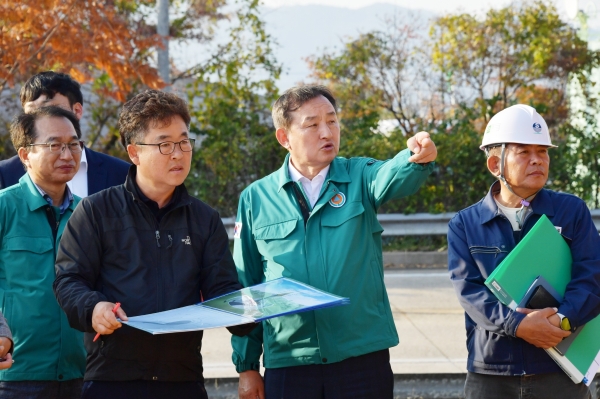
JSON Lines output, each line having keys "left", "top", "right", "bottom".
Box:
{"left": 200, "top": 269, "right": 467, "bottom": 378}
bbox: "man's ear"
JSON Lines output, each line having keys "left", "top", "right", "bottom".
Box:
{"left": 275, "top": 128, "right": 291, "bottom": 150}
{"left": 71, "top": 103, "right": 84, "bottom": 120}
{"left": 17, "top": 147, "right": 30, "bottom": 169}
{"left": 127, "top": 144, "right": 140, "bottom": 166}
{"left": 487, "top": 155, "right": 501, "bottom": 177}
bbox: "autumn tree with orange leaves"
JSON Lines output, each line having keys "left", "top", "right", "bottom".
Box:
{"left": 0, "top": 0, "right": 164, "bottom": 102}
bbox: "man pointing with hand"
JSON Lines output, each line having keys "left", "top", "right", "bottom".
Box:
{"left": 231, "top": 85, "right": 437, "bottom": 399}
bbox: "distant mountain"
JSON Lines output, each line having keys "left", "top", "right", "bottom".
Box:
{"left": 261, "top": 3, "right": 436, "bottom": 89}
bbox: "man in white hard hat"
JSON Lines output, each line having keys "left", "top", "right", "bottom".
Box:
{"left": 447, "top": 104, "right": 600, "bottom": 398}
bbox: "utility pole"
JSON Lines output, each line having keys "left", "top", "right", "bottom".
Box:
{"left": 157, "top": 0, "right": 170, "bottom": 89}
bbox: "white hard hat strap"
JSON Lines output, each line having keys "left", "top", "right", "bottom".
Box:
{"left": 497, "top": 143, "right": 539, "bottom": 229}
{"left": 498, "top": 144, "right": 516, "bottom": 197}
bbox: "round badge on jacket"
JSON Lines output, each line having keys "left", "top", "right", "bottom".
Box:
{"left": 329, "top": 192, "right": 346, "bottom": 208}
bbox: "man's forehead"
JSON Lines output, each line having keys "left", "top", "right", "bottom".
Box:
{"left": 291, "top": 96, "right": 336, "bottom": 122}
{"left": 154, "top": 131, "right": 189, "bottom": 141}
{"left": 145, "top": 116, "right": 189, "bottom": 142}
{"left": 24, "top": 93, "right": 71, "bottom": 112}
{"left": 34, "top": 116, "right": 76, "bottom": 138}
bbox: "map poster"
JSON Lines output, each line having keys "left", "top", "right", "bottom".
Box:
{"left": 124, "top": 277, "right": 350, "bottom": 335}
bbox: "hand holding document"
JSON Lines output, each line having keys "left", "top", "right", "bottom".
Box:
{"left": 124, "top": 278, "right": 349, "bottom": 335}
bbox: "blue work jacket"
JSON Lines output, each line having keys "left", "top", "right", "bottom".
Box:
{"left": 448, "top": 182, "right": 600, "bottom": 375}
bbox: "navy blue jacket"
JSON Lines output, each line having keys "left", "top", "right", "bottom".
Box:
{"left": 0, "top": 148, "right": 130, "bottom": 195}
{"left": 448, "top": 182, "right": 600, "bottom": 375}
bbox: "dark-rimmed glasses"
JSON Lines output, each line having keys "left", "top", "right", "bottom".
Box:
{"left": 27, "top": 141, "right": 84, "bottom": 154}
{"left": 135, "top": 139, "right": 196, "bottom": 155}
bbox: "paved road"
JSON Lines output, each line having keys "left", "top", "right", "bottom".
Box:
{"left": 200, "top": 269, "right": 468, "bottom": 378}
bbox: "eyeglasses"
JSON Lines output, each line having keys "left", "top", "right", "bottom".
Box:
{"left": 27, "top": 141, "right": 84, "bottom": 154}
{"left": 135, "top": 139, "right": 196, "bottom": 155}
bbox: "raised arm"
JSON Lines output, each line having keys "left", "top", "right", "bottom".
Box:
{"left": 365, "top": 132, "right": 436, "bottom": 209}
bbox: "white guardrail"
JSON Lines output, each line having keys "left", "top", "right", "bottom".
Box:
{"left": 223, "top": 210, "right": 600, "bottom": 239}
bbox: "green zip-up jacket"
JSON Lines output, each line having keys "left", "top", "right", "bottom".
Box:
{"left": 0, "top": 174, "right": 85, "bottom": 381}
{"left": 232, "top": 150, "right": 434, "bottom": 371}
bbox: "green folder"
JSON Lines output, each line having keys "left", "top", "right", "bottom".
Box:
{"left": 484, "top": 214, "right": 600, "bottom": 385}
{"left": 485, "top": 215, "right": 572, "bottom": 309}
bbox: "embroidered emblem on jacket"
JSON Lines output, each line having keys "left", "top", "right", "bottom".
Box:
{"left": 329, "top": 192, "right": 346, "bottom": 208}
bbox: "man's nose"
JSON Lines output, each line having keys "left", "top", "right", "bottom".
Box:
{"left": 171, "top": 145, "right": 184, "bottom": 159}
{"left": 319, "top": 122, "right": 333, "bottom": 139}
{"left": 60, "top": 145, "right": 74, "bottom": 160}
{"left": 530, "top": 153, "right": 544, "bottom": 164}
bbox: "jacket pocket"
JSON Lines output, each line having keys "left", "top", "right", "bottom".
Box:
{"left": 471, "top": 326, "right": 514, "bottom": 366}
{"left": 254, "top": 219, "right": 297, "bottom": 241}
{"left": 321, "top": 202, "right": 364, "bottom": 227}
{"left": 369, "top": 259, "right": 386, "bottom": 316}
{"left": 4, "top": 236, "right": 54, "bottom": 283}
{"left": 5, "top": 236, "right": 53, "bottom": 254}
{"left": 469, "top": 245, "right": 507, "bottom": 256}
{"left": 468, "top": 244, "right": 508, "bottom": 278}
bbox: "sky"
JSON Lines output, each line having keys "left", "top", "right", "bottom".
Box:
{"left": 172, "top": 0, "right": 596, "bottom": 90}
{"left": 262, "top": 0, "right": 560, "bottom": 14}
{"left": 259, "top": 0, "right": 600, "bottom": 20}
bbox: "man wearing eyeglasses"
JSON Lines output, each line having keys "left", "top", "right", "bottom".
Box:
{"left": 53, "top": 90, "right": 253, "bottom": 399}
{"left": 0, "top": 71, "right": 130, "bottom": 196}
{"left": 0, "top": 106, "right": 86, "bottom": 398}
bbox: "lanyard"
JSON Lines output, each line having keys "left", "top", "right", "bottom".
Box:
{"left": 292, "top": 183, "right": 311, "bottom": 227}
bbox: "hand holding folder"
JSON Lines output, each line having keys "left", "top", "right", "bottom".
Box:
{"left": 515, "top": 306, "right": 570, "bottom": 349}
{"left": 517, "top": 276, "right": 583, "bottom": 357}
{"left": 485, "top": 215, "right": 600, "bottom": 385}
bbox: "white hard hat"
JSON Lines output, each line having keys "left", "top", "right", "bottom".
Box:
{"left": 480, "top": 104, "right": 556, "bottom": 150}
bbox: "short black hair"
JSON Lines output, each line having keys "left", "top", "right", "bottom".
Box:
{"left": 10, "top": 106, "right": 82, "bottom": 152}
{"left": 20, "top": 71, "right": 84, "bottom": 108}
{"left": 118, "top": 90, "right": 191, "bottom": 148}
{"left": 272, "top": 85, "right": 337, "bottom": 130}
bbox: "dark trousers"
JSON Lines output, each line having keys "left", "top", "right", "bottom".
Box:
{"left": 264, "top": 349, "right": 393, "bottom": 399}
{"left": 81, "top": 380, "right": 208, "bottom": 399}
{"left": 465, "top": 371, "right": 592, "bottom": 399}
{"left": 0, "top": 379, "right": 83, "bottom": 399}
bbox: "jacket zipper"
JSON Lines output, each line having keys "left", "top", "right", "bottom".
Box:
{"left": 469, "top": 246, "right": 507, "bottom": 257}
{"left": 133, "top": 195, "right": 191, "bottom": 317}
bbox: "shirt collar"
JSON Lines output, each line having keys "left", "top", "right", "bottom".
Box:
{"left": 277, "top": 153, "right": 351, "bottom": 192}
{"left": 480, "top": 181, "right": 555, "bottom": 225}
{"left": 288, "top": 158, "right": 330, "bottom": 183}
{"left": 79, "top": 146, "right": 88, "bottom": 171}
{"left": 32, "top": 182, "right": 74, "bottom": 215}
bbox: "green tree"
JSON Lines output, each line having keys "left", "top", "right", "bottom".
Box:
{"left": 185, "top": 0, "right": 284, "bottom": 216}
{"left": 308, "top": 1, "right": 600, "bottom": 213}
{"left": 550, "top": 70, "right": 600, "bottom": 208}
{"left": 430, "top": 1, "right": 593, "bottom": 122}
{"left": 307, "top": 16, "right": 433, "bottom": 157}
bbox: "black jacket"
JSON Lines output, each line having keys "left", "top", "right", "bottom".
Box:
{"left": 54, "top": 167, "right": 243, "bottom": 381}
